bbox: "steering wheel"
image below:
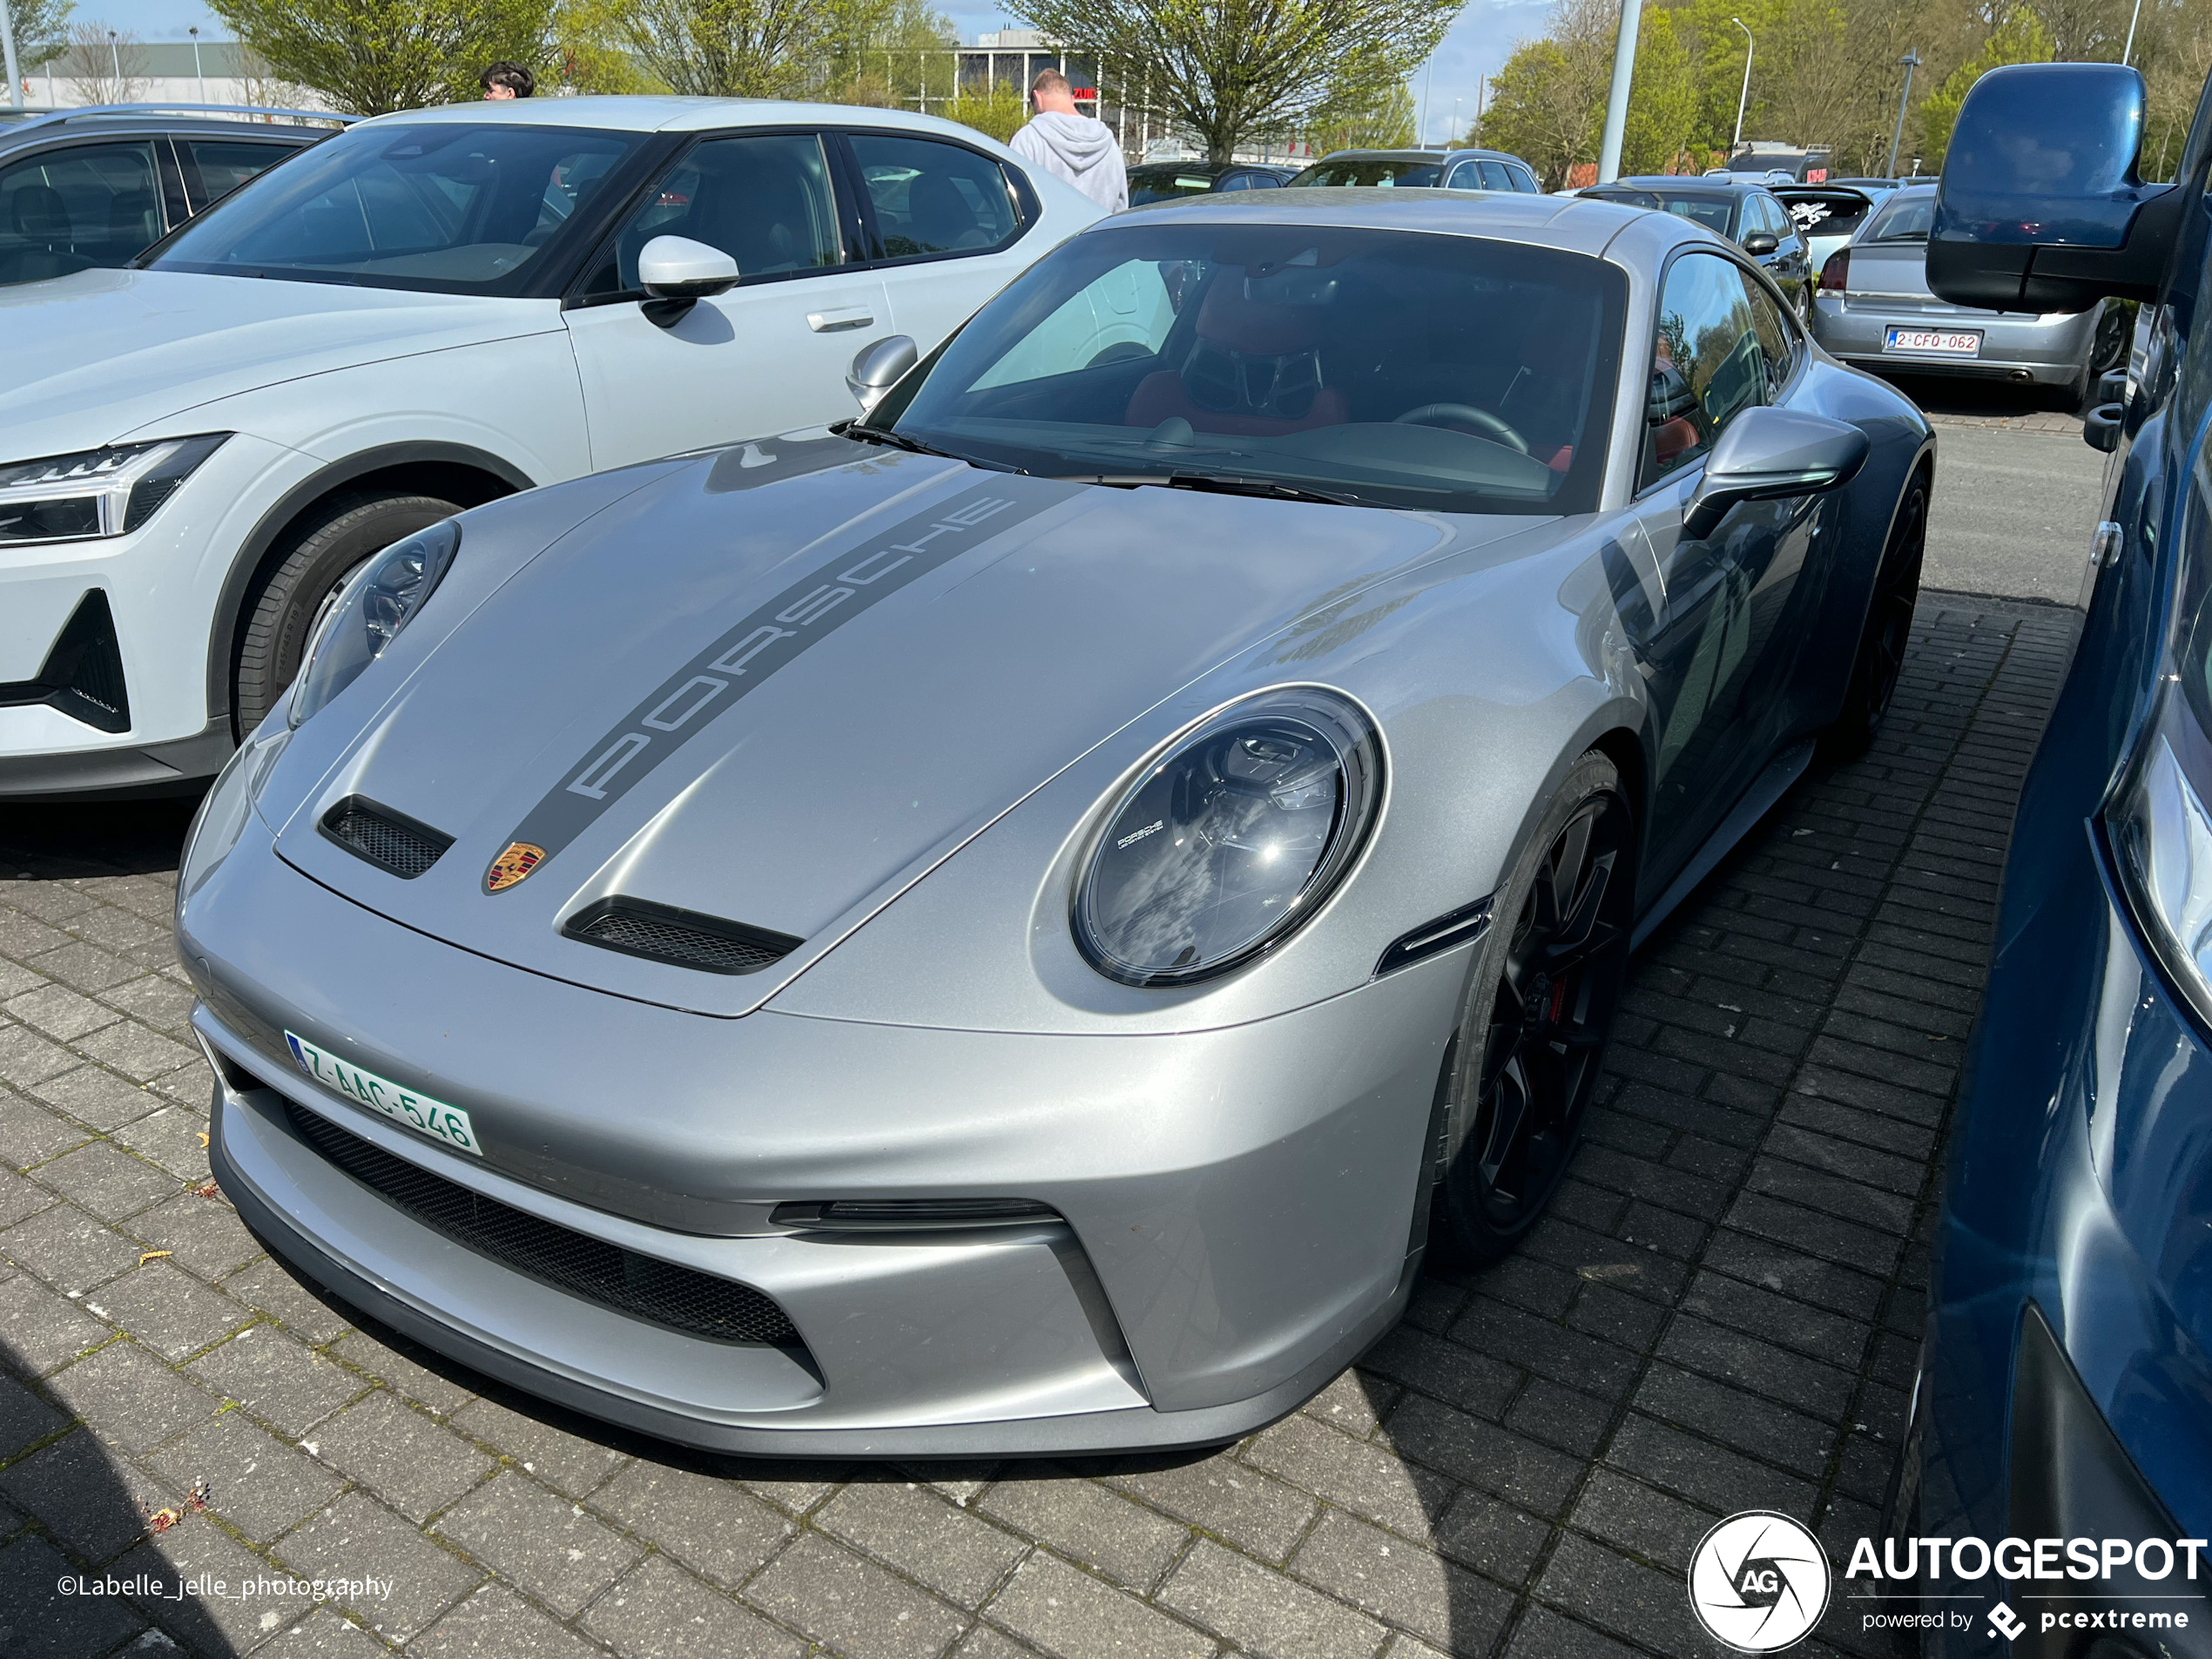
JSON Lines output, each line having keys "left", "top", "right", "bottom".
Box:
{"left": 1393, "top": 403, "right": 1529, "bottom": 454}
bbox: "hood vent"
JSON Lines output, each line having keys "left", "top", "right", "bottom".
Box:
{"left": 564, "top": 898, "right": 801, "bottom": 975}
{"left": 320, "top": 798, "right": 454, "bottom": 880}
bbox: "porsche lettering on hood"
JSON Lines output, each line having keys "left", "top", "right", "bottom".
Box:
{"left": 488, "top": 483, "right": 1055, "bottom": 892}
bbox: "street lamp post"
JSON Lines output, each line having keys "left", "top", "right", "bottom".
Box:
{"left": 1730, "top": 17, "right": 1754, "bottom": 155}
{"left": 189, "top": 25, "right": 204, "bottom": 104}
{"left": 1886, "top": 48, "right": 1922, "bottom": 178}
{"left": 108, "top": 28, "right": 120, "bottom": 96}
{"left": 0, "top": 0, "right": 22, "bottom": 111}
{"left": 1595, "top": 0, "right": 1646, "bottom": 184}
{"left": 2124, "top": 0, "right": 2143, "bottom": 64}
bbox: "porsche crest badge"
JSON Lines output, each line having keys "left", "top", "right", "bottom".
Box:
{"left": 485, "top": 842, "right": 544, "bottom": 894}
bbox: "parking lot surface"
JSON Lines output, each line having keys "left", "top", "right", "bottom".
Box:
{"left": 0, "top": 581, "right": 2077, "bottom": 1659}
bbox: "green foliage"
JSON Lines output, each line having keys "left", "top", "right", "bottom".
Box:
{"left": 1013, "top": 0, "right": 1459, "bottom": 163}
{"left": 1309, "top": 78, "right": 1416, "bottom": 152}
{"left": 1621, "top": 6, "right": 1699, "bottom": 173}
{"left": 941, "top": 79, "right": 1029, "bottom": 140}
{"left": 1471, "top": 0, "right": 1612, "bottom": 187}
{"left": 207, "top": 0, "right": 556, "bottom": 112}
{"left": 1916, "top": 6, "right": 2051, "bottom": 168}
{"left": 7, "top": 0, "right": 74, "bottom": 71}
{"left": 613, "top": 0, "right": 831, "bottom": 96}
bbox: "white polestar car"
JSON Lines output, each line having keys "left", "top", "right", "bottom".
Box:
{"left": 0, "top": 97, "right": 1103, "bottom": 799}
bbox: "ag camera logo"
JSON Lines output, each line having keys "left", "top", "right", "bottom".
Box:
{"left": 1689, "top": 1511, "right": 1832, "bottom": 1651}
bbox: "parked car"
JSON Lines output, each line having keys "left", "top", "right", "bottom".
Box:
{"left": 1774, "top": 181, "right": 1892, "bottom": 275}
{"left": 178, "top": 185, "right": 1933, "bottom": 1454}
{"left": 1575, "top": 176, "right": 1814, "bottom": 316}
{"left": 1127, "top": 160, "right": 1296, "bottom": 205}
{"left": 1286, "top": 147, "right": 1542, "bottom": 193}
{"left": 0, "top": 104, "right": 335, "bottom": 286}
{"left": 0, "top": 98, "right": 1102, "bottom": 801}
{"left": 1808, "top": 182, "right": 2124, "bottom": 408}
{"left": 1890, "top": 58, "right": 2212, "bottom": 1647}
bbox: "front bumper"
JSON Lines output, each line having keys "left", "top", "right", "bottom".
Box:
{"left": 181, "top": 814, "right": 1457, "bottom": 1453}
{"left": 1811, "top": 295, "right": 2098, "bottom": 382}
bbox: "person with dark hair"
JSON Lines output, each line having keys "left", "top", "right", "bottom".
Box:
{"left": 1008, "top": 67, "right": 1126, "bottom": 212}
{"left": 480, "top": 61, "right": 535, "bottom": 99}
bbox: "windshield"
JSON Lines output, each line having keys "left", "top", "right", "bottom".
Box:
{"left": 878, "top": 223, "right": 1624, "bottom": 516}
{"left": 1865, "top": 193, "right": 1935, "bottom": 242}
{"left": 149, "top": 122, "right": 644, "bottom": 292}
{"left": 1130, "top": 170, "right": 1224, "bottom": 205}
{"left": 1779, "top": 190, "right": 1872, "bottom": 240}
{"left": 1290, "top": 158, "right": 1445, "bottom": 188}
{"left": 1585, "top": 189, "right": 1736, "bottom": 234}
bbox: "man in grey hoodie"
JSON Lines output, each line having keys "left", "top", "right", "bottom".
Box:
{"left": 1009, "top": 70, "right": 1129, "bottom": 212}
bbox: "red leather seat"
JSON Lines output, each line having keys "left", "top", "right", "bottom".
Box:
{"left": 1125, "top": 280, "right": 1347, "bottom": 435}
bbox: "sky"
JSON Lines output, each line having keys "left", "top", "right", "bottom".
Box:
{"left": 72, "top": 0, "right": 1554, "bottom": 149}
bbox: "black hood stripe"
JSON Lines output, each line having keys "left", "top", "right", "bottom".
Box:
{"left": 489, "top": 478, "right": 1071, "bottom": 891}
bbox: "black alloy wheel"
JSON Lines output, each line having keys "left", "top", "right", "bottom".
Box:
{"left": 1431, "top": 750, "right": 1635, "bottom": 1264}
{"left": 1824, "top": 476, "right": 1926, "bottom": 759}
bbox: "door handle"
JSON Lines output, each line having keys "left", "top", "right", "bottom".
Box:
{"left": 808, "top": 308, "right": 875, "bottom": 333}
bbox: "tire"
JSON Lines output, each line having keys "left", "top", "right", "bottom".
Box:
{"left": 233, "top": 492, "right": 459, "bottom": 735}
{"left": 1824, "top": 475, "right": 1927, "bottom": 760}
{"left": 2089, "top": 303, "right": 2132, "bottom": 381}
{"left": 1428, "top": 750, "right": 1636, "bottom": 1267}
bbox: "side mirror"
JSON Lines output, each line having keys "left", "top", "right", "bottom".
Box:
{"left": 1683, "top": 407, "right": 1868, "bottom": 539}
{"left": 846, "top": 334, "right": 918, "bottom": 417}
{"left": 1741, "top": 231, "right": 1779, "bottom": 256}
{"left": 1929, "top": 63, "right": 2181, "bottom": 311}
{"left": 2084, "top": 404, "right": 2123, "bottom": 454}
{"left": 637, "top": 235, "right": 740, "bottom": 303}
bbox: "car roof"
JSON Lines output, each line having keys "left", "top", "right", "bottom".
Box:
{"left": 0, "top": 110, "right": 331, "bottom": 152}
{"left": 352, "top": 95, "right": 1008, "bottom": 141}
{"left": 1611, "top": 175, "right": 1764, "bottom": 195}
{"left": 1079, "top": 186, "right": 1678, "bottom": 260}
{"left": 1130, "top": 159, "right": 1279, "bottom": 174}
{"left": 1313, "top": 148, "right": 1450, "bottom": 163}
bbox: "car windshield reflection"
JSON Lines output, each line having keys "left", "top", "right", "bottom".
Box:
{"left": 880, "top": 223, "right": 1625, "bottom": 516}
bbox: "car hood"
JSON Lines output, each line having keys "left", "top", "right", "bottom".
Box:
{"left": 266, "top": 441, "right": 1547, "bottom": 1016}
{"left": 0, "top": 267, "right": 559, "bottom": 458}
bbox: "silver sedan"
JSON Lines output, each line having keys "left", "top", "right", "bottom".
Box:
{"left": 1810, "top": 185, "right": 2122, "bottom": 406}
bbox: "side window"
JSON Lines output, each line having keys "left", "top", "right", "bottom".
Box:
{"left": 578, "top": 132, "right": 841, "bottom": 301}
{"left": 848, "top": 134, "right": 1019, "bottom": 261}
{"left": 1216, "top": 172, "right": 1253, "bottom": 192}
{"left": 183, "top": 139, "right": 295, "bottom": 211}
{"left": 0, "top": 140, "right": 161, "bottom": 283}
{"left": 967, "top": 258, "right": 1181, "bottom": 390}
{"left": 1743, "top": 271, "right": 1796, "bottom": 388}
{"left": 1249, "top": 171, "right": 1282, "bottom": 189}
{"left": 1642, "top": 252, "right": 1774, "bottom": 489}
{"left": 1477, "top": 160, "right": 1513, "bottom": 192}
{"left": 1507, "top": 163, "right": 1539, "bottom": 192}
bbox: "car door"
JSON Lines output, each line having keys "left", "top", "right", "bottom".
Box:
{"left": 563, "top": 130, "right": 894, "bottom": 471}
{"left": 0, "top": 138, "right": 168, "bottom": 284}
{"left": 840, "top": 130, "right": 1042, "bottom": 367}
{"left": 1626, "top": 249, "right": 1803, "bottom": 883}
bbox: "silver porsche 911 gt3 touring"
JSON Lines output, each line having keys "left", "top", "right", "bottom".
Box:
{"left": 178, "top": 189, "right": 1932, "bottom": 1455}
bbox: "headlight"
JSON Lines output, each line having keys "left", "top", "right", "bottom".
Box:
{"left": 0, "top": 435, "right": 229, "bottom": 543}
{"left": 1074, "top": 688, "right": 1382, "bottom": 987}
{"left": 289, "top": 519, "right": 461, "bottom": 728}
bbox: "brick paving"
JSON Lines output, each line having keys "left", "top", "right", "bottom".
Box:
{"left": 0, "top": 591, "right": 2079, "bottom": 1659}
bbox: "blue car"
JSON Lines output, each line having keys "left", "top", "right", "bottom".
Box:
{"left": 1899, "top": 59, "right": 2212, "bottom": 1654}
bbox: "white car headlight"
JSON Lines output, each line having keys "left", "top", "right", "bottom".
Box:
{"left": 0, "top": 435, "right": 229, "bottom": 543}
{"left": 289, "top": 519, "right": 461, "bottom": 728}
{"left": 1073, "top": 689, "right": 1383, "bottom": 987}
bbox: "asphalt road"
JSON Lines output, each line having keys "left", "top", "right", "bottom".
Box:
{"left": 1878, "top": 373, "right": 2111, "bottom": 606}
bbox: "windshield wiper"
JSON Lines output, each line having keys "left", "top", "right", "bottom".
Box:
{"left": 1068, "top": 472, "right": 1365, "bottom": 509}
{"left": 839, "top": 421, "right": 1002, "bottom": 467}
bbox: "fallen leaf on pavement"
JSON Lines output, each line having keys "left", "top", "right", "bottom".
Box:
{"left": 138, "top": 1251, "right": 172, "bottom": 1265}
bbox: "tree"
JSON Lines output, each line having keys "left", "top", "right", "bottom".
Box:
{"left": 7, "top": 0, "right": 73, "bottom": 71}
{"left": 207, "top": 0, "right": 557, "bottom": 113}
{"left": 1010, "top": 0, "right": 1461, "bottom": 163}
{"left": 1471, "top": 0, "right": 1614, "bottom": 187}
{"left": 605, "top": 0, "right": 824, "bottom": 96}
{"left": 1917, "top": 5, "right": 2051, "bottom": 167}
{"left": 62, "top": 22, "right": 147, "bottom": 103}
{"left": 1621, "top": 6, "right": 1700, "bottom": 172}
{"left": 1308, "top": 78, "right": 1415, "bottom": 152}
{"left": 942, "top": 80, "right": 1028, "bottom": 139}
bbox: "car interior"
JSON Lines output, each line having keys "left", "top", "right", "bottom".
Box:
{"left": 0, "top": 140, "right": 162, "bottom": 286}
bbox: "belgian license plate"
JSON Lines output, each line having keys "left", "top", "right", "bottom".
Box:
{"left": 1885, "top": 327, "right": 1980, "bottom": 355}
{"left": 285, "top": 1031, "right": 481, "bottom": 1156}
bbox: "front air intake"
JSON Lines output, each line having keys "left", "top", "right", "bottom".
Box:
{"left": 284, "top": 1102, "right": 803, "bottom": 1347}
{"left": 564, "top": 897, "right": 801, "bottom": 975}
{"left": 320, "top": 798, "right": 454, "bottom": 880}
{"left": 0, "top": 590, "right": 130, "bottom": 732}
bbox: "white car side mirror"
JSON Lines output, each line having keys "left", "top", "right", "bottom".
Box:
{"left": 846, "top": 335, "right": 919, "bottom": 417}
{"left": 637, "top": 235, "right": 740, "bottom": 300}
